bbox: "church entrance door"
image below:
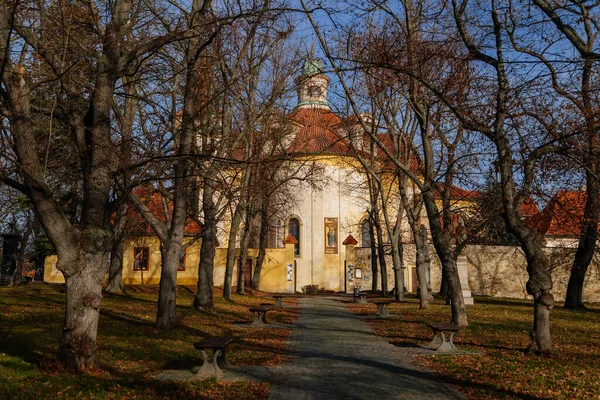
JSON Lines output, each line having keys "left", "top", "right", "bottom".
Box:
{"left": 238, "top": 259, "right": 252, "bottom": 288}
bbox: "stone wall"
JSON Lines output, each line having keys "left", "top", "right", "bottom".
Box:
{"left": 354, "top": 244, "right": 600, "bottom": 304}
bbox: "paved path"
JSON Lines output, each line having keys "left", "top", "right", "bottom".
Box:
{"left": 268, "top": 297, "right": 465, "bottom": 400}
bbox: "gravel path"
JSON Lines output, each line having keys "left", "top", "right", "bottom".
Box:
{"left": 268, "top": 297, "right": 466, "bottom": 400}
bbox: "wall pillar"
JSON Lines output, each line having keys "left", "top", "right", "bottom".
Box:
{"left": 343, "top": 235, "right": 358, "bottom": 293}
{"left": 457, "top": 255, "right": 474, "bottom": 305}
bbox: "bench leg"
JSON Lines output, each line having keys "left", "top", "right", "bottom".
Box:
{"left": 251, "top": 311, "right": 266, "bottom": 326}
{"left": 195, "top": 349, "right": 217, "bottom": 378}
{"left": 261, "top": 311, "right": 269, "bottom": 324}
{"left": 212, "top": 349, "right": 224, "bottom": 378}
{"left": 436, "top": 332, "right": 458, "bottom": 352}
{"left": 217, "top": 347, "right": 232, "bottom": 369}
{"left": 377, "top": 307, "right": 390, "bottom": 318}
{"left": 426, "top": 332, "right": 443, "bottom": 350}
{"left": 275, "top": 299, "right": 283, "bottom": 307}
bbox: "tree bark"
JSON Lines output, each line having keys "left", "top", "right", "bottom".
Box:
{"left": 237, "top": 207, "right": 253, "bottom": 295}
{"left": 369, "top": 216, "right": 378, "bottom": 291}
{"left": 422, "top": 190, "right": 467, "bottom": 326}
{"left": 564, "top": 163, "right": 599, "bottom": 309}
{"left": 373, "top": 212, "right": 388, "bottom": 295}
{"left": 251, "top": 200, "right": 269, "bottom": 290}
{"left": 415, "top": 224, "right": 430, "bottom": 308}
{"left": 223, "top": 203, "right": 244, "bottom": 300}
{"left": 57, "top": 245, "right": 109, "bottom": 370}
{"left": 391, "top": 237, "right": 404, "bottom": 301}
{"left": 156, "top": 244, "right": 180, "bottom": 328}
{"left": 105, "top": 234, "right": 126, "bottom": 293}
{"left": 14, "top": 222, "right": 32, "bottom": 285}
{"left": 195, "top": 179, "right": 217, "bottom": 314}
{"left": 105, "top": 204, "right": 128, "bottom": 293}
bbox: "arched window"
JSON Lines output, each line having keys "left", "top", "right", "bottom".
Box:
{"left": 288, "top": 218, "right": 300, "bottom": 256}
{"left": 361, "top": 219, "right": 371, "bottom": 248}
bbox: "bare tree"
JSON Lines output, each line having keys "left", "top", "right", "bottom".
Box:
{"left": 521, "top": 0, "right": 600, "bottom": 310}
{"left": 0, "top": 0, "right": 199, "bottom": 368}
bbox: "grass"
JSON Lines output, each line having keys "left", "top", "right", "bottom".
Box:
{"left": 0, "top": 284, "right": 298, "bottom": 400}
{"left": 347, "top": 295, "right": 600, "bottom": 400}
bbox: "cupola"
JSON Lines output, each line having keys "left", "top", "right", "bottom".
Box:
{"left": 294, "top": 58, "right": 330, "bottom": 110}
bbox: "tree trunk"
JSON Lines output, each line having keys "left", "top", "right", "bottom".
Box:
{"left": 156, "top": 243, "right": 181, "bottom": 329}
{"left": 564, "top": 166, "right": 599, "bottom": 309}
{"left": 223, "top": 204, "right": 244, "bottom": 301}
{"left": 439, "top": 271, "right": 449, "bottom": 300}
{"left": 195, "top": 180, "right": 217, "bottom": 314}
{"left": 105, "top": 234, "right": 126, "bottom": 293}
{"left": 369, "top": 216, "right": 378, "bottom": 291}
{"left": 237, "top": 216, "right": 252, "bottom": 295}
{"left": 373, "top": 215, "right": 388, "bottom": 295}
{"left": 105, "top": 203, "right": 128, "bottom": 293}
{"left": 251, "top": 201, "right": 269, "bottom": 290}
{"left": 415, "top": 224, "right": 430, "bottom": 308}
{"left": 58, "top": 249, "right": 108, "bottom": 370}
{"left": 14, "top": 223, "right": 32, "bottom": 285}
{"left": 495, "top": 135, "right": 553, "bottom": 351}
{"left": 391, "top": 238, "right": 404, "bottom": 301}
{"left": 422, "top": 191, "right": 467, "bottom": 326}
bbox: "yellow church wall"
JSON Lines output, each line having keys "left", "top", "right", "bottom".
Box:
{"left": 322, "top": 254, "right": 343, "bottom": 291}
{"left": 122, "top": 237, "right": 202, "bottom": 285}
{"left": 43, "top": 255, "right": 63, "bottom": 283}
{"left": 213, "top": 248, "right": 261, "bottom": 289}
{"left": 256, "top": 248, "right": 287, "bottom": 292}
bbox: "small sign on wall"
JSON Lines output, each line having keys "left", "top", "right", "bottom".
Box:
{"left": 347, "top": 264, "right": 354, "bottom": 282}
{"left": 355, "top": 267, "right": 363, "bottom": 279}
{"left": 286, "top": 263, "right": 293, "bottom": 281}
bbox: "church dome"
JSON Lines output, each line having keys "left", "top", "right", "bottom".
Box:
{"left": 294, "top": 58, "right": 330, "bottom": 110}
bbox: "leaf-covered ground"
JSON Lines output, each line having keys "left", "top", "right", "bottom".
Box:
{"left": 0, "top": 284, "right": 298, "bottom": 399}
{"left": 347, "top": 295, "right": 600, "bottom": 400}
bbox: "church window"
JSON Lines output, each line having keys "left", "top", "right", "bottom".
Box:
{"left": 308, "top": 85, "right": 322, "bottom": 97}
{"left": 361, "top": 219, "right": 371, "bottom": 248}
{"left": 288, "top": 218, "right": 300, "bottom": 256}
{"left": 178, "top": 249, "right": 186, "bottom": 271}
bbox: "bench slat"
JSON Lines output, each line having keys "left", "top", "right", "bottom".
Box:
{"left": 249, "top": 306, "right": 273, "bottom": 312}
{"left": 426, "top": 323, "right": 460, "bottom": 331}
{"left": 194, "top": 337, "right": 236, "bottom": 349}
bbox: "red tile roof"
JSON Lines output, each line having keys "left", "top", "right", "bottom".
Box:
{"left": 286, "top": 107, "right": 421, "bottom": 171}
{"left": 528, "top": 190, "right": 595, "bottom": 237}
{"left": 432, "top": 183, "right": 482, "bottom": 201}
{"left": 127, "top": 188, "right": 202, "bottom": 236}
{"left": 287, "top": 107, "right": 349, "bottom": 154}
{"left": 283, "top": 234, "right": 298, "bottom": 244}
{"left": 342, "top": 234, "right": 358, "bottom": 245}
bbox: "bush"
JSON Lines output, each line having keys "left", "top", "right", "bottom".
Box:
{"left": 302, "top": 284, "right": 319, "bottom": 295}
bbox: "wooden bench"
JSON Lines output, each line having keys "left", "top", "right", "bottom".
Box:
{"left": 193, "top": 336, "right": 236, "bottom": 378}
{"left": 272, "top": 295, "right": 285, "bottom": 307}
{"left": 355, "top": 292, "right": 368, "bottom": 304}
{"left": 249, "top": 306, "right": 273, "bottom": 326}
{"left": 373, "top": 301, "right": 392, "bottom": 318}
{"left": 425, "top": 323, "right": 460, "bottom": 352}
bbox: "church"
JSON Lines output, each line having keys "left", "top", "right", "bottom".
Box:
{"left": 42, "top": 59, "right": 600, "bottom": 304}
{"left": 246, "top": 57, "right": 419, "bottom": 293}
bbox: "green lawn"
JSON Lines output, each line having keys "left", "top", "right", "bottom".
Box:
{"left": 0, "top": 284, "right": 297, "bottom": 400}
{"left": 348, "top": 295, "right": 600, "bottom": 400}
